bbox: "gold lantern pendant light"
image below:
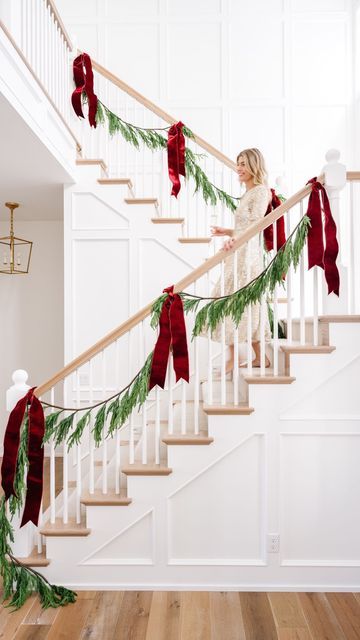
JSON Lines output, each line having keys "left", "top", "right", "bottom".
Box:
{"left": 0, "top": 202, "right": 33, "bottom": 274}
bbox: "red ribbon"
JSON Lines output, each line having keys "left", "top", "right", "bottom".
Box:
{"left": 1, "top": 388, "right": 45, "bottom": 527}
{"left": 167, "top": 122, "right": 186, "bottom": 197}
{"left": 306, "top": 178, "right": 340, "bottom": 296}
{"left": 149, "top": 286, "right": 189, "bottom": 390}
{"left": 71, "top": 53, "right": 98, "bottom": 128}
{"left": 264, "top": 189, "right": 286, "bottom": 252}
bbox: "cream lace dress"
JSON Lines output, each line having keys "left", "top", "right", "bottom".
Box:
{"left": 208, "top": 184, "right": 272, "bottom": 345}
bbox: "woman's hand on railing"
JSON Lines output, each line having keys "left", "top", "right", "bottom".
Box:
{"left": 222, "top": 238, "right": 236, "bottom": 251}
{"left": 210, "top": 226, "right": 233, "bottom": 237}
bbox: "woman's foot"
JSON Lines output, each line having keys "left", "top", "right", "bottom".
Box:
{"left": 239, "top": 357, "right": 271, "bottom": 368}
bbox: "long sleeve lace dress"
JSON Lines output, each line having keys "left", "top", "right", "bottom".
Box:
{"left": 208, "top": 184, "right": 272, "bottom": 345}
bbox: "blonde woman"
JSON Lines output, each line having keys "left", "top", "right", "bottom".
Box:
{"left": 210, "top": 147, "right": 271, "bottom": 372}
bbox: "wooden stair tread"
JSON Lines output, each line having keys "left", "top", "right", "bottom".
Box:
{"left": 124, "top": 198, "right": 158, "bottom": 205}
{"left": 76, "top": 158, "right": 107, "bottom": 171}
{"left": 280, "top": 345, "right": 336, "bottom": 354}
{"left": 319, "top": 315, "right": 360, "bottom": 323}
{"left": 243, "top": 374, "right": 296, "bottom": 384}
{"left": 98, "top": 178, "right": 132, "bottom": 186}
{"left": 17, "top": 548, "right": 50, "bottom": 567}
{"left": 178, "top": 237, "right": 211, "bottom": 244}
{"left": 40, "top": 519, "right": 91, "bottom": 537}
{"left": 151, "top": 217, "right": 184, "bottom": 224}
{"left": 81, "top": 491, "right": 132, "bottom": 506}
{"left": 203, "top": 404, "right": 254, "bottom": 415}
{"left": 162, "top": 434, "right": 214, "bottom": 445}
{"left": 122, "top": 465, "right": 172, "bottom": 476}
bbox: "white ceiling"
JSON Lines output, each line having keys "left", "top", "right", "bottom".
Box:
{"left": 0, "top": 93, "right": 74, "bottom": 220}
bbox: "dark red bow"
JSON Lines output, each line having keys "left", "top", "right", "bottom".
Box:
{"left": 306, "top": 177, "right": 340, "bottom": 296}
{"left": 264, "top": 189, "right": 286, "bottom": 252}
{"left": 1, "top": 388, "right": 45, "bottom": 527}
{"left": 149, "top": 286, "right": 189, "bottom": 390}
{"left": 167, "top": 122, "right": 186, "bottom": 197}
{"left": 71, "top": 53, "right": 98, "bottom": 128}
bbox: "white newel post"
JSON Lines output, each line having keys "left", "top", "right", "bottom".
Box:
{"left": 322, "top": 149, "right": 348, "bottom": 314}
{"left": 5, "top": 370, "right": 35, "bottom": 557}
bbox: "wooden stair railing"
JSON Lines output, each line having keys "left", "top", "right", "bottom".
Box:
{"left": 35, "top": 175, "right": 323, "bottom": 397}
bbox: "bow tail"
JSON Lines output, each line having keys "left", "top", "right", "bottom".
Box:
{"left": 169, "top": 294, "right": 189, "bottom": 384}
{"left": 321, "top": 190, "right": 340, "bottom": 296}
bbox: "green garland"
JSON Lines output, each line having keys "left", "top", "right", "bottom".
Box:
{"left": 93, "top": 98, "right": 238, "bottom": 213}
{"left": 1, "top": 213, "right": 309, "bottom": 610}
{"left": 0, "top": 415, "right": 76, "bottom": 610}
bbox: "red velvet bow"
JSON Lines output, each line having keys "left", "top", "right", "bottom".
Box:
{"left": 264, "top": 189, "right": 286, "bottom": 252}
{"left": 306, "top": 178, "right": 340, "bottom": 296}
{"left": 1, "top": 388, "right": 45, "bottom": 527}
{"left": 149, "top": 286, "right": 189, "bottom": 390}
{"left": 167, "top": 122, "right": 186, "bottom": 197}
{"left": 71, "top": 53, "right": 98, "bottom": 128}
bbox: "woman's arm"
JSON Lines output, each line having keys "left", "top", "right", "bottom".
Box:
{"left": 211, "top": 226, "right": 234, "bottom": 237}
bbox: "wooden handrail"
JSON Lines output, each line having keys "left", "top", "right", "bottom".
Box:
{"left": 46, "top": 0, "right": 73, "bottom": 50}
{"left": 89, "top": 56, "right": 237, "bottom": 172}
{"left": 346, "top": 171, "right": 360, "bottom": 181}
{"left": 0, "top": 20, "right": 81, "bottom": 153}
{"left": 35, "top": 176, "right": 324, "bottom": 397}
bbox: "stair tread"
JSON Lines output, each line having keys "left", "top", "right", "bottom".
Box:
{"left": 98, "top": 178, "right": 132, "bottom": 186}
{"left": 203, "top": 404, "right": 254, "bottom": 415}
{"left": 280, "top": 345, "right": 335, "bottom": 353}
{"left": 76, "top": 158, "right": 107, "bottom": 171}
{"left": 81, "top": 490, "right": 132, "bottom": 506}
{"left": 178, "top": 237, "right": 211, "bottom": 243}
{"left": 40, "top": 519, "right": 91, "bottom": 536}
{"left": 17, "top": 548, "right": 50, "bottom": 567}
{"left": 151, "top": 217, "right": 184, "bottom": 224}
{"left": 124, "top": 198, "right": 158, "bottom": 205}
{"left": 122, "top": 464, "right": 172, "bottom": 476}
{"left": 243, "top": 373, "right": 296, "bottom": 384}
{"left": 162, "top": 434, "right": 214, "bottom": 445}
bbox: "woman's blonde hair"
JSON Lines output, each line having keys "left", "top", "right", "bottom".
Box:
{"left": 236, "top": 148, "right": 267, "bottom": 186}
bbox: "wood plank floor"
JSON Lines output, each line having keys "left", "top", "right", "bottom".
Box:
{"left": 1, "top": 591, "right": 360, "bottom": 639}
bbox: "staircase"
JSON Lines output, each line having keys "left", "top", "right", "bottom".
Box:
{"left": 2, "top": 1, "right": 360, "bottom": 592}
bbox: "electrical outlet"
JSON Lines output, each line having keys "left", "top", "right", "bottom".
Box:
{"left": 267, "top": 533, "right": 280, "bottom": 553}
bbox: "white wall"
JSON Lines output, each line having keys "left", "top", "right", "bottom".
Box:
{"left": 0, "top": 221, "right": 64, "bottom": 445}
{"left": 56, "top": 0, "right": 355, "bottom": 189}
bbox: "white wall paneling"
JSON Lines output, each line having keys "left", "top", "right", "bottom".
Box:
{"left": 55, "top": 0, "right": 354, "bottom": 190}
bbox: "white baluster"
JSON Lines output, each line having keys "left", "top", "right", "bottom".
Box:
{"left": 207, "top": 272, "right": 213, "bottom": 406}
{"left": 220, "top": 260, "right": 226, "bottom": 405}
{"left": 245, "top": 240, "right": 253, "bottom": 375}
{"left": 168, "top": 352, "right": 174, "bottom": 435}
{"left": 62, "top": 378, "right": 68, "bottom": 524}
{"left": 193, "top": 283, "right": 200, "bottom": 433}
{"left": 101, "top": 350, "right": 107, "bottom": 494}
{"left": 349, "top": 181, "right": 355, "bottom": 313}
{"left": 141, "top": 320, "right": 147, "bottom": 464}
{"left": 155, "top": 387, "right": 161, "bottom": 464}
{"left": 75, "top": 369, "right": 81, "bottom": 523}
{"left": 181, "top": 379, "right": 187, "bottom": 435}
{"left": 233, "top": 250, "right": 239, "bottom": 404}
{"left": 286, "top": 209, "right": 293, "bottom": 344}
{"left": 273, "top": 222, "right": 279, "bottom": 376}
{"left": 299, "top": 201, "right": 306, "bottom": 345}
{"left": 88, "top": 359, "right": 95, "bottom": 494}
{"left": 49, "top": 387, "right": 56, "bottom": 524}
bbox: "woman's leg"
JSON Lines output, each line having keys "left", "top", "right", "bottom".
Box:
{"left": 252, "top": 341, "right": 270, "bottom": 368}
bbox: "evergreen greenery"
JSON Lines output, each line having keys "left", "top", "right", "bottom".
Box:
{"left": 90, "top": 97, "right": 239, "bottom": 212}
{"left": 0, "top": 416, "right": 77, "bottom": 611}
{"left": 181, "top": 215, "right": 310, "bottom": 338}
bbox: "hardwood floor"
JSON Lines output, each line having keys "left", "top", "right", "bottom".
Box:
{"left": 1, "top": 591, "right": 360, "bottom": 639}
